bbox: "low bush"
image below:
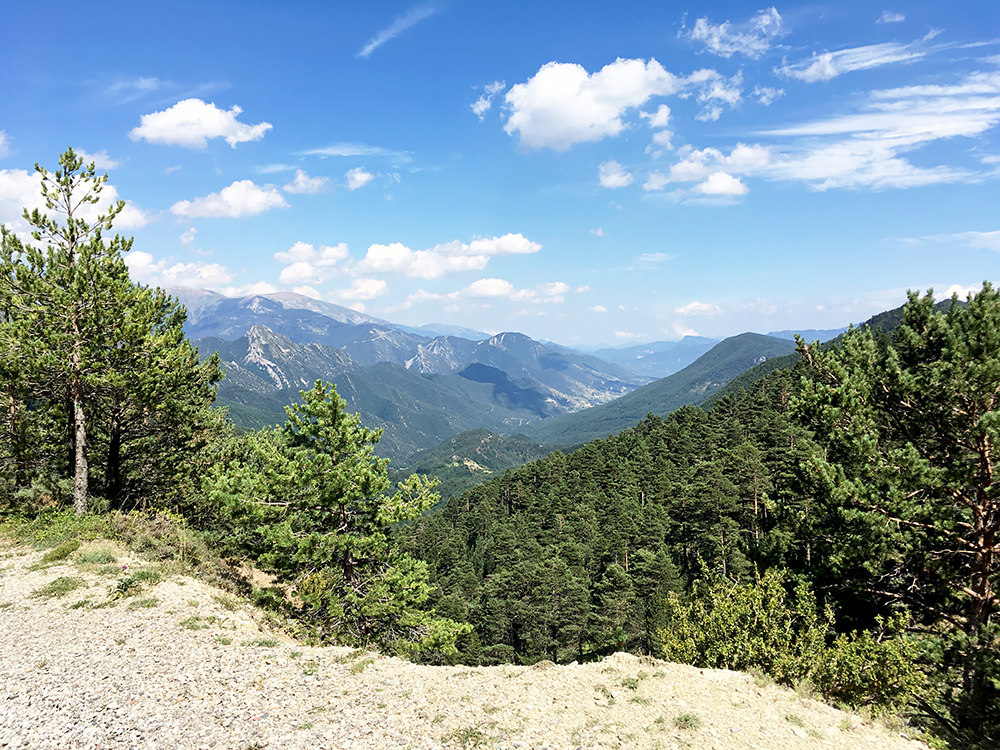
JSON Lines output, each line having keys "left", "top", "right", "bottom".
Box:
{"left": 657, "top": 568, "right": 921, "bottom": 714}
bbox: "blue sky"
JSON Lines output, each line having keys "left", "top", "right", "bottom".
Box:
{"left": 2, "top": 1, "right": 999, "bottom": 346}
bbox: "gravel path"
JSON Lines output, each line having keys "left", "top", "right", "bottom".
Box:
{"left": 0, "top": 540, "right": 930, "bottom": 750}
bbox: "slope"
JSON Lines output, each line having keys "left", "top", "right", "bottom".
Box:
{"left": 523, "top": 332, "right": 797, "bottom": 446}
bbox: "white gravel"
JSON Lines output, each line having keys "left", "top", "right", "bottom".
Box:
{"left": 0, "top": 539, "right": 931, "bottom": 750}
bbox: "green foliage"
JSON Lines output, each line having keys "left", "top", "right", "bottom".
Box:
{"left": 656, "top": 569, "right": 921, "bottom": 713}
{"left": 794, "top": 284, "right": 1000, "bottom": 744}
{"left": 206, "top": 380, "right": 468, "bottom": 656}
{"left": 0, "top": 149, "right": 222, "bottom": 515}
{"left": 40, "top": 539, "right": 80, "bottom": 563}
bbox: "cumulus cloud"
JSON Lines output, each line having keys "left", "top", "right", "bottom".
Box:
{"left": 125, "top": 250, "right": 234, "bottom": 288}
{"left": 640, "top": 104, "right": 671, "bottom": 129}
{"left": 684, "top": 7, "right": 785, "bottom": 59}
{"left": 675, "top": 300, "right": 722, "bottom": 315}
{"left": 129, "top": 99, "right": 272, "bottom": 148}
{"left": 358, "top": 4, "right": 440, "bottom": 58}
{"left": 693, "top": 171, "right": 749, "bottom": 196}
{"left": 275, "top": 241, "right": 350, "bottom": 284}
{"left": 504, "top": 58, "right": 682, "bottom": 150}
{"left": 220, "top": 281, "right": 281, "bottom": 297}
{"left": 472, "top": 80, "right": 506, "bottom": 119}
{"left": 0, "top": 168, "right": 151, "bottom": 236}
{"left": 590, "top": 227, "right": 604, "bottom": 237}
{"left": 0, "top": 132, "right": 9, "bottom": 159}
{"left": 589, "top": 305, "right": 608, "bottom": 313}
{"left": 357, "top": 232, "right": 541, "bottom": 279}
{"left": 599, "top": 159, "right": 634, "bottom": 188}
{"left": 345, "top": 167, "right": 375, "bottom": 191}
{"left": 283, "top": 169, "right": 328, "bottom": 194}
{"left": 694, "top": 69, "right": 744, "bottom": 121}
{"left": 171, "top": 180, "right": 288, "bottom": 218}
{"left": 334, "top": 278, "right": 388, "bottom": 301}
{"left": 181, "top": 227, "right": 197, "bottom": 245}
{"left": 877, "top": 11, "right": 905, "bottom": 24}
{"left": 75, "top": 148, "right": 120, "bottom": 170}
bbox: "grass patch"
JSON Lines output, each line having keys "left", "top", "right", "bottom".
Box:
{"left": 241, "top": 637, "right": 279, "bottom": 647}
{"left": 76, "top": 549, "right": 117, "bottom": 565}
{"left": 68, "top": 598, "right": 92, "bottom": 609}
{"left": 629, "top": 695, "right": 651, "bottom": 705}
{"left": 32, "top": 576, "right": 84, "bottom": 599}
{"left": 126, "top": 597, "right": 159, "bottom": 609}
{"left": 443, "top": 726, "right": 492, "bottom": 748}
{"left": 41, "top": 539, "right": 81, "bottom": 563}
{"left": 786, "top": 714, "right": 805, "bottom": 728}
{"left": 349, "top": 655, "right": 375, "bottom": 674}
{"left": 212, "top": 593, "right": 239, "bottom": 611}
{"left": 214, "top": 636, "right": 232, "bottom": 645}
{"left": 0, "top": 601, "right": 13, "bottom": 610}
{"left": 302, "top": 660, "right": 319, "bottom": 676}
{"left": 179, "top": 615, "right": 210, "bottom": 630}
{"left": 674, "top": 713, "right": 701, "bottom": 730}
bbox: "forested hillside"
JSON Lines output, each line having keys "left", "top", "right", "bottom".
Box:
{"left": 401, "top": 292, "right": 1000, "bottom": 748}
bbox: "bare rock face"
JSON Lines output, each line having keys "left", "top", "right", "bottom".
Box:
{"left": 0, "top": 539, "right": 930, "bottom": 750}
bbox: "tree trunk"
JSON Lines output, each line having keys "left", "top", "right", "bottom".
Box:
{"left": 71, "top": 333, "right": 88, "bottom": 515}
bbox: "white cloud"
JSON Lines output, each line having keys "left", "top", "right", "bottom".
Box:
{"left": 672, "top": 323, "right": 700, "bottom": 337}
{"left": 334, "top": 278, "right": 388, "bottom": 301}
{"left": 165, "top": 165, "right": 181, "bottom": 174}
{"left": 400, "top": 277, "right": 569, "bottom": 309}
{"left": 695, "top": 70, "right": 743, "bottom": 120}
{"left": 171, "top": 180, "right": 288, "bottom": 218}
{"left": 905, "top": 230, "right": 1000, "bottom": 252}
{"left": 776, "top": 39, "right": 927, "bottom": 83}
{"left": 345, "top": 167, "right": 375, "bottom": 191}
{"left": 640, "top": 104, "right": 671, "bottom": 129}
{"left": 599, "top": 159, "right": 634, "bottom": 188}
{"left": 358, "top": 4, "right": 440, "bottom": 58}
{"left": 115, "top": 200, "right": 154, "bottom": 229}
{"left": 292, "top": 285, "right": 322, "bottom": 298}
{"left": 283, "top": 169, "right": 328, "bottom": 194}
{"left": 0, "top": 132, "right": 9, "bottom": 159}
{"left": 615, "top": 330, "right": 646, "bottom": 340}
{"left": 675, "top": 300, "right": 722, "bottom": 315}
{"left": 302, "top": 143, "right": 413, "bottom": 163}
{"left": 643, "top": 171, "right": 669, "bottom": 191}
{"left": 590, "top": 227, "right": 604, "bottom": 237}
{"left": 693, "top": 171, "right": 749, "bottom": 196}
{"left": 0, "top": 169, "right": 150, "bottom": 236}
{"left": 685, "top": 7, "right": 785, "bottom": 59}
{"left": 181, "top": 227, "right": 197, "bottom": 245}
{"left": 472, "top": 80, "right": 506, "bottom": 119}
{"left": 220, "top": 281, "right": 281, "bottom": 297}
{"left": 125, "top": 250, "right": 234, "bottom": 289}
{"left": 275, "top": 241, "right": 350, "bottom": 284}
{"left": 504, "top": 58, "right": 681, "bottom": 150}
{"left": 357, "top": 232, "right": 540, "bottom": 279}
{"left": 753, "top": 85, "right": 785, "bottom": 105}
{"left": 590, "top": 305, "right": 608, "bottom": 313}
{"left": 75, "top": 148, "right": 120, "bottom": 170}
{"left": 465, "top": 278, "right": 515, "bottom": 298}
{"left": 633, "top": 252, "right": 673, "bottom": 268}
{"left": 877, "top": 11, "right": 905, "bottom": 24}
{"left": 129, "top": 99, "right": 272, "bottom": 149}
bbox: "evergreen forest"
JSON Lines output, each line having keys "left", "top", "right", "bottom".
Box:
{"left": 1, "top": 151, "right": 997, "bottom": 748}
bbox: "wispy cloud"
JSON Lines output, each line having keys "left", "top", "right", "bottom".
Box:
{"left": 902, "top": 230, "right": 1000, "bottom": 252}
{"left": 358, "top": 4, "right": 440, "bottom": 58}
{"left": 877, "top": 11, "right": 905, "bottom": 24}
{"left": 302, "top": 143, "right": 413, "bottom": 164}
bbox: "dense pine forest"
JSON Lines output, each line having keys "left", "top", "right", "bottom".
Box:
{"left": 1, "top": 152, "right": 997, "bottom": 748}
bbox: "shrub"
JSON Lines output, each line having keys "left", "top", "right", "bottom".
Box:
{"left": 657, "top": 568, "right": 921, "bottom": 713}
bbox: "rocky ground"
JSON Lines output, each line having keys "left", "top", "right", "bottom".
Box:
{"left": 0, "top": 539, "right": 931, "bottom": 750}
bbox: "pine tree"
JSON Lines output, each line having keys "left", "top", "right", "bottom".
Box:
{"left": 795, "top": 285, "right": 1000, "bottom": 745}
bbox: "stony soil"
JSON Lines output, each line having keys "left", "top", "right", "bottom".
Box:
{"left": 0, "top": 539, "right": 931, "bottom": 750}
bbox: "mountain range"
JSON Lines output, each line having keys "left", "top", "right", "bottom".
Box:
{"left": 176, "top": 289, "right": 834, "bottom": 464}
